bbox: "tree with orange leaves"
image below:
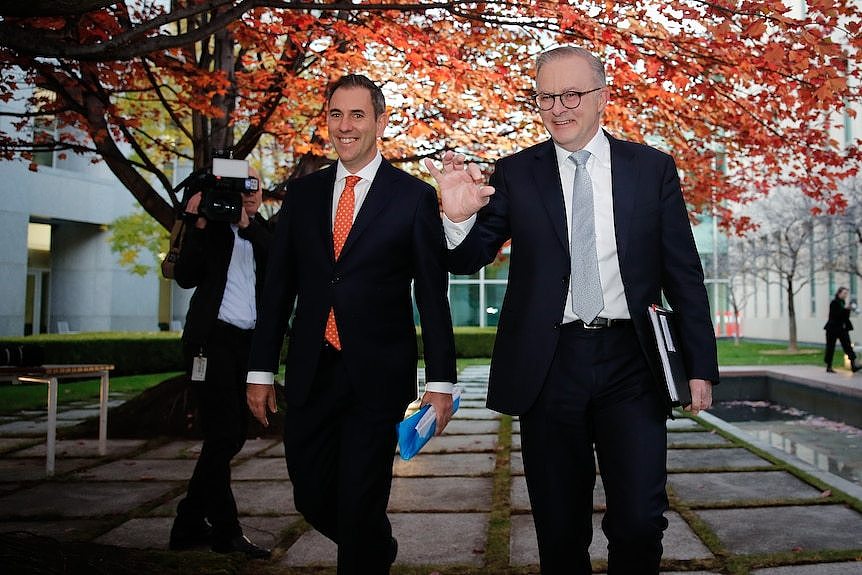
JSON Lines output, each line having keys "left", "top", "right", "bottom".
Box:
{"left": 0, "top": 1, "right": 859, "bottom": 235}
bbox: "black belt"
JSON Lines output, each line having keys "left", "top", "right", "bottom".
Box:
{"left": 215, "top": 319, "right": 254, "bottom": 336}
{"left": 565, "top": 317, "right": 632, "bottom": 330}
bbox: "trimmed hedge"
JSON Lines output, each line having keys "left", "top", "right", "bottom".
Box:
{"left": 0, "top": 327, "right": 497, "bottom": 376}
{"left": 0, "top": 332, "right": 184, "bottom": 376}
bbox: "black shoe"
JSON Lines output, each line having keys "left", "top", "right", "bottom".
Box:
{"left": 388, "top": 536, "right": 398, "bottom": 566}
{"left": 212, "top": 535, "right": 271, "bottom": 559}
{"left": 826, "top": 367, "right": 836, "bottom": 373}
{"left": 169, "top": 520, "right": 212, "bottom": 550}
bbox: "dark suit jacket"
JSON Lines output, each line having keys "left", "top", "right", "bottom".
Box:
{"left": 825, "top": 298, "right": 853, "bottom": 333}
{"left": 248, "top": 160, "right": 456, "bottom": 412}
{"left": 174, "top": 214, "right": 272, "bottom": 348}
{"left": 448, "top": 133, "right": 719, "bottom": 415}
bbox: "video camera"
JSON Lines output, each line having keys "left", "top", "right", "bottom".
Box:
{"left": 182, "top": 156, "right": 259, "bottom": 223}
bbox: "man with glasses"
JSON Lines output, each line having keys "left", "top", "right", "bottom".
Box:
{"left": 169, "top": 165, "right": 272, "bottom": 559}
{"left": 426, "top": 46, "right": 718, "bottom": 574}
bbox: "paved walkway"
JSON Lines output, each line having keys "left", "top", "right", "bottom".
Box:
{"left": 1, "top": 365, "right": 861, "bottom": 574}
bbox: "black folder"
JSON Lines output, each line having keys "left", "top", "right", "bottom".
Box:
{"left": 646, "top": 304, "right": 692, "bottom": 408}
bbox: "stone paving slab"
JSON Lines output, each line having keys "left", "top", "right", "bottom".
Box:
{"left": 0, "top": 419, "right": 51, "bottom": 434}
{"left": 667, "top": 447, "right": 772, "bottom": 470}
{"left": 0, "top": 437, "right": 39, "bottom": 453}
{"left": 667, "top": 431, "right": 732, "bottom": 447}
{"left": 443, "top": 419, "right": 499, "bottom": 435}
{"left": 667, "top": 418, "right": 703, "bottom": 430}
{"left": 510, "top": 475, "right": 606, "bottom": 511}
{"left": 411, "top": 433, "right": 497, "bottom": 454}
{"left": 0, "top": 457, "right": 94, "bottom": 481}
{"left": 137, "top": 438, "right": 279, "bottom": 460}
{"left": 94, "top": 514, "right": 296, "bottom": 551}
{"left": 0, "top": 481, "right": 174, "bottom": 518}
{"left": 232, "top": 480, "right": 296, "bottom": 515}
{"left": 454, "top": 408, "right": 500, "bottom": 420}
{"left": 388, "top": 477, "right": 493, "bottom": 511}
{"left": 232, "top": 457, "right": 291, "bottom": 480}
{"left": 73, "top": 458, "right": 197, "bottom": 481}
{"left": 282, "top": 512, "right": 488, "bottom": 567}
{"left": 55, "top": 409, "right": 101, "bottom": 420}
{"left": 9, "top": 438, "right": 147, "bottom": 458}
{"left": 138, "top": 440, "right": 202, "bottom": 459}
{"left": 0, "top": 519, "right": 116, "bottom": 541}
{"left": 261, "top": 442, "right": 285, "bottom": 458}
{"left": 698, "top": 504, "right": 862, "bottom": 554}
{"left": 668, "top": 470, "right": 824, "bottom": 504}
{"left": 751, "top": 563, "right": 862, "bottom": 574}
{"left": 510, "top": 510, "right": 712, "bottom": 565}
{"left": 511, "top": 451, "right": 524, "bottom": 475}
{"left": 393, "top": 452, "right": 496, "bottom": 477}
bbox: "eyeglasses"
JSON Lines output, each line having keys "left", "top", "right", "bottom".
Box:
{"left": 533, "top": 87, "right": 603, "bottom": 111}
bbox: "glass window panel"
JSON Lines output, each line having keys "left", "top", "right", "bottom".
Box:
{"left": 483, "top": 284, "right": 507, "bottom": 327}
{"left": 449, "top": 284, "right": 479, "bottom": 326}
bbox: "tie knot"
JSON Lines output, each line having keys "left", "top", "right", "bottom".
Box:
{"left": 570, "top": 150, "right": 590, "bottom": 167}
{"left": 344, "top": 175, "right": 361, "bottom": 191}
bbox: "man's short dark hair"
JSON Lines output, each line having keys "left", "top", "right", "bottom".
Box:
{"left": 326, "top": 74, "right": 386, "bottom": 118}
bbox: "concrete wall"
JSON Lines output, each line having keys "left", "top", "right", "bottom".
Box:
{"left": 0, "top": 157, "right": 164, "bottom": 336}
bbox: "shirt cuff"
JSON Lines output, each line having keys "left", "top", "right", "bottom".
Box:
{"left": 424, "top": 381, "right": 455, "bottom": 394}
{"left": 247, "top": 371, "right": 274, "bottom": 385}
{"left": 442, "top": 213, "right": 476, "bottom": 249}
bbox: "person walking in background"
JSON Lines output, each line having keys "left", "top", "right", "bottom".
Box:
{"left": 824, "top": 287, "right": 860, "bottom": 373}
{"left": 169, "top": 166, "right": 272, "bottom": 558}
{"left": 425, "top": 46, "right": 718, "bottom": 574}
{"left": 245, "top": 74, "right": 457, "bottom": 574}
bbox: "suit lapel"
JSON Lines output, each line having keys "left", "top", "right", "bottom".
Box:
{"left": 531, "top": 141, "right": 569, "bottom": 253}
{"left": 338, "top": 160, "right": 396, "bottom": 261}
{"left": 608, "top": 133, "right": 636, "bottom": 267}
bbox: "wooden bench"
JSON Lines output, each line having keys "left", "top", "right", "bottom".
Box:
{"left": 0, "top": 364, "right": 114, "bottom": 476}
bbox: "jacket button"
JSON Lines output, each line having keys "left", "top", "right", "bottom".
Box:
{"left": 553, "top": 322, "right": 561, "bottom": 329}
{"left": 331, "top": 276, "right": 341, "bottom": 284}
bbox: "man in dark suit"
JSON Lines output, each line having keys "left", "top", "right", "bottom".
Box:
{"left": 246, "top": 74, "right": 457, "bottom": 574}
{"left": 426, "top": 46, "right": 719, "bottom": 574}
{"left": 170, "top": 166, "right": 272, "bottom": 558}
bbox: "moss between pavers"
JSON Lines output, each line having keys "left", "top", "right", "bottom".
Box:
{"left": 484, "top": 414, "right": 512, "bottom": 572}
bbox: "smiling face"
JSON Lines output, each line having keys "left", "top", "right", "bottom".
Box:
{"left": 536, "top": 53, "right": 607, "bottom": 152}
{"left": 327, "top": 86, "right": 388, "bottom": 172}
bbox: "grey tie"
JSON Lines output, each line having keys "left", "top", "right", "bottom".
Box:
{"left": 569, "top": 150, "right": 604, "bottom": 324}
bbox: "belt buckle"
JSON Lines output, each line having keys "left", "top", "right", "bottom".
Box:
{"left": 582, "top": 320, "right": 604, "bottom": 330}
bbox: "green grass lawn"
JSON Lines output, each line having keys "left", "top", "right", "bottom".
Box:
{"left": 0, "top": 339, "right": 835, "bottom": 414}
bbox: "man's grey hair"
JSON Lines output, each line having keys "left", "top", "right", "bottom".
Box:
{"left": 536, "top": 46, "right": 606, "bottom": 87}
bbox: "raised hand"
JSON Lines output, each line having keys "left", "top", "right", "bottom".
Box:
{"left": 424, "top": 151, "right": 495, "bottom": 223}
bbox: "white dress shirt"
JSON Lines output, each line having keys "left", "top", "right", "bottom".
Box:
{"left": 443, "top": 127, "right": 630, "bottom": 324}
{"left": 217, "top": 224, "right": 257, "bottom": 329}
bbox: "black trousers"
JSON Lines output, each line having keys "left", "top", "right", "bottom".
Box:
{"left": 824, "top": 328, "right": 856, "bottom": 367}
{"left": 520, "top": 322, "right": 669, "bottom": 575}
{"left": 176, "top": 320, "right": 252, "bottom": 544}
{"left": 283, "top": 344, "right": 404, "bottom": 575}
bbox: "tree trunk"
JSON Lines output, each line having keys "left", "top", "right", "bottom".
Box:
{"left": 786, "top": 279, "right": 798, "bottom": 352}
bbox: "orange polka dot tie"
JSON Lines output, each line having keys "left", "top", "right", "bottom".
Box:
{"left": 324, "top": 175, "right": 361, "bottom": 350}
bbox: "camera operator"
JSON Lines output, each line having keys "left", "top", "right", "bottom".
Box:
{"left": 169, "top": 165, "right": 273, "bottom": 558}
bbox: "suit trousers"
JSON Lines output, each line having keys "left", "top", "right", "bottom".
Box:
{"left": 520, "top": 322, "right": 669, "bottom": 575}
{"left": 283, "top": 343, "right": 403, "bottom": 575}
{"left": 824, "top": 328, "right": 856, "bottom": 367}
{"left": 176, "top": 320, "right": 252, "bottom": 544}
